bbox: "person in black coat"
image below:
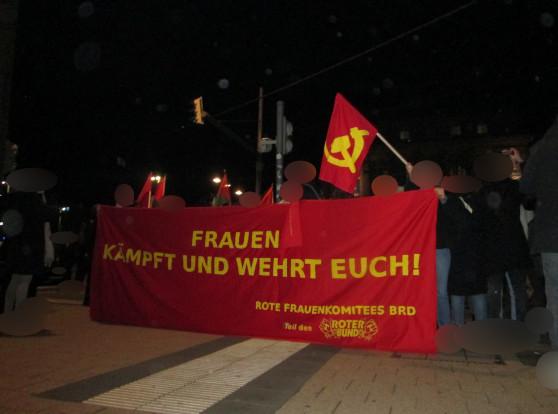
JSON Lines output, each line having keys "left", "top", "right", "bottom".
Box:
{"left": 2, "top": 192, "right": 55, "bottom": 312}
{"left": 446, "top": 193, "right": 488, "bottom": 325}
{"left": 474, "top": 178, "right": 532, "bottom": 321}
{"left": 404, "top": 163, "right": 453, "bottom": 327}
{"left": 519, "top": 116, "right": 558, "bottom": 348}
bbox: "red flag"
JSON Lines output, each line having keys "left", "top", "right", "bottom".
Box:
{"left": 319, "top": 93, "right": 378, "bottom": 193}
{"left": 260, "top": 184, "right": 274, "bottom": 205}
{"left": 153, "top": 176, "right": 166, "bottom": 201}
{"left": 136, "top": 172, "right": 153, "bottom": 207}
{"left": 212, "top": 172, "right": 231, "bottom": 206}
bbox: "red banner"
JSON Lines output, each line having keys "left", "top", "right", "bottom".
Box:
{"left": 91, "top": 190, "right": 438, "bottom": 353}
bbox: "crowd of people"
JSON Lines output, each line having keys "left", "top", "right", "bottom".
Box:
{"left": 424, "top": 116, "right": 558, "bottom": 351}
{"left": 425, "top": 174, "right": 533, "bottom": 327}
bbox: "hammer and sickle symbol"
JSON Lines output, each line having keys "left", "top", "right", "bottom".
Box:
{"left": 324, "top": 127, "right": 369, "bottom": 173}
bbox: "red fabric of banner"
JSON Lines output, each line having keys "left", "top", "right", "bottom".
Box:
{"left": 91, "top": 190, "right": 438, "bottom": 353}
{"left": 319, "top": 93, "right": 378, "bottom": 193}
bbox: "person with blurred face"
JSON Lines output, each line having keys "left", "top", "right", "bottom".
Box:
{"left": 519, "top": 117, "right": 558, "bottom": 349}
{"left": 2, "top": 192, "right": 54, "bottom": 312}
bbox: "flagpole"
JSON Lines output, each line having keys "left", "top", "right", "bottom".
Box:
{"left": 375, "top": 132, "right": 409, "bottom": 165}
{"left": 224, "top": 169, "right": 231, "bottom": 206}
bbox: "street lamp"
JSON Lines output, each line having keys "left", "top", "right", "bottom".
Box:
{"left": 234, "top": 189, "right": 243, "bottom": 196}
{"left": 212, "top": 176, "right": 222, "bottom": 184}
{"left": 0, "top": 181, "right": 9, "bottom": 194}
{"left": 58, "top": 206, "right": 70, "bottom": 230}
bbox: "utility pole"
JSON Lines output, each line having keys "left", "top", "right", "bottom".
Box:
{"left": 255, "top": 87, "right": 264, "bottom": 195}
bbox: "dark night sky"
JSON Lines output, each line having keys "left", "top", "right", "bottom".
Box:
{"left": 8, "top": 0, "right": 558, "bottom": 206}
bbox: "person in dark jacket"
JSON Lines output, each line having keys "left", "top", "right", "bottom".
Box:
{"left": 519, "top": 116, "right": 558, "bottom": 348}
{"left": 434, "top": 188, "right": 453, "bottom": 327}
{"left": 405, "top": 164, "right": 452, "bottom": 326}
{"left": 2, "top": 192, "right": 55, "bottom": 312}
{"left": 447, "top": 193, "right": 488, "bottom": 325}
{"left": 474, "top": 178, "right": 532, "bottom": 321}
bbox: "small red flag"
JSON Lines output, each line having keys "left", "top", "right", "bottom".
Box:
{"left": 260, "top": 184, "right": 274, "bottom": 205}
{"left": 319, "top": 93, "right": 378, "bottom": 193}
{"left": 212, "top": 172, "right": 231, "bottom": 206}
{"left": 136, "top": 172, "right": 153, "bottom": 207}
{"left": 153, "top": 176, "right": 166, "bottom": 201}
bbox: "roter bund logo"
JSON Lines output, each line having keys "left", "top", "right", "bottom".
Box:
{"left": 323, "top": 127, "right": 369, "bottom": 173}
{"left": 319, "top": 318, "right": 378, "bottom": 340}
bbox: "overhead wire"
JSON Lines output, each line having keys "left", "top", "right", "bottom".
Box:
{"left": 213, "top": 1, "right": 477, "bottom": 118}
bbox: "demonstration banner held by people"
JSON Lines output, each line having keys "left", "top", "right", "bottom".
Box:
{"left": 91, "top": 189, "right": 438, "bottom": 353}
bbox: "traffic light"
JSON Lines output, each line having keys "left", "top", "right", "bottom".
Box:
{"left": 193, "top": 96, "right": 204, "bottom": 125}
{"left": 284, "top": 118, "right": 293, "bottom": 154}
{"left": 275, "top": 102, "right": 293, "bottom": 155}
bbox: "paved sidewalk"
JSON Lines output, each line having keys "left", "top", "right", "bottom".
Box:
{"left": 0, "top": 303, "right": 220, "bottom": 414}
{"left": 278, "top": 350, "right": 557, "bottom": 414}
{"left": 1, "top": 303, "right": 557, "bottom": 414}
